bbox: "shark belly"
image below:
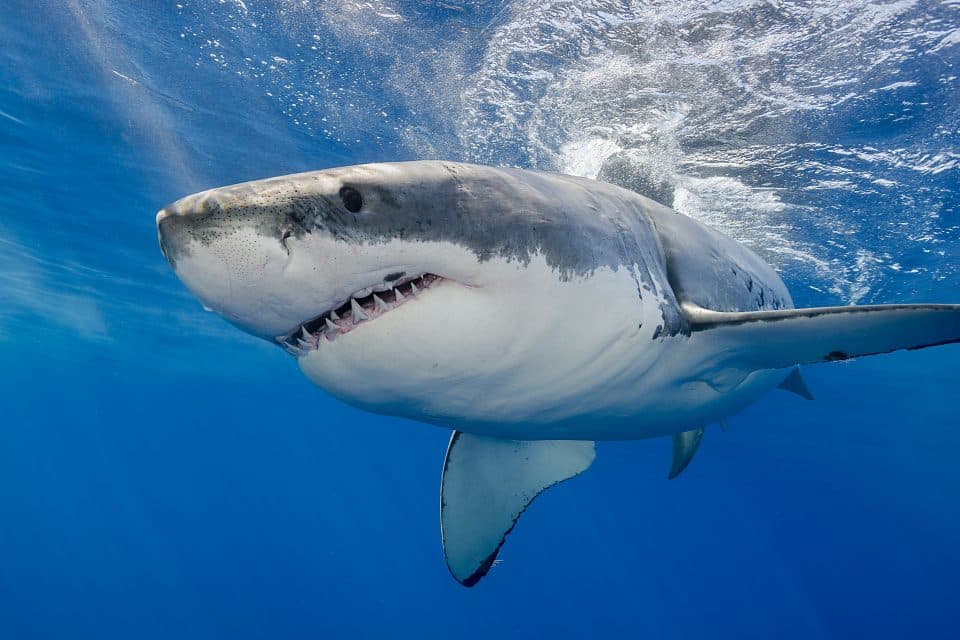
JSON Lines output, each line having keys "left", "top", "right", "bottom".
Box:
{"left": 295, "top": 250, "right": 785, "bottom": 442}
{"left": 296, "top": 254, "right": 677, "bottom": 440}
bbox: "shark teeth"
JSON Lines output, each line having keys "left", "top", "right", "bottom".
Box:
{"left": 350, "top": 298, "right": 368, "bottom": 320}
{"left": 277, "top": 272, "right": 443, "bottom": 356}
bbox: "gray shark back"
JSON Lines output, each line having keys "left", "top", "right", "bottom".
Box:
{"left": 443, "top": 164, "right": 792, "bottom": 326}
{"left": 518, "top": 166, "right": 793, "bottom": 314}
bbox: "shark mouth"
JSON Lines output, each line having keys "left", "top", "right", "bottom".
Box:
{"left": 278, "top": 273, "right": 443, "bottom": 356}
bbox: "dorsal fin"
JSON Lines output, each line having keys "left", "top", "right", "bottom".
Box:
{"left": 440, "top": 432, "right": 595, "bottom": 587}
{"left": 777, "top": 366, "right": 814, "bottom": 400}
{"left": 668, "top": 427, "right": 704, "bottom": 479}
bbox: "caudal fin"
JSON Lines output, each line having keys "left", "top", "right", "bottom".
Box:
{"left": 684, "top": 303, "right": 960, "bottom": 370}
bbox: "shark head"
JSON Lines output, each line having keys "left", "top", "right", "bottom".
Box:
{"left": 157, "top": 162, "right": 497, "bottom": 343}
{"left": 157, "top": 161, "right": 668, "bottom": 430}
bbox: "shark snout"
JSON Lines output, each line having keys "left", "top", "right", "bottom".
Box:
{"left": 156, "top": 204, "right": 197, "bottom": 268}
{"left": 154, "top": 185, "right": 324, "bottom": 341}
{"left": 155, "top": 188, "right": 239, "bottom": 268}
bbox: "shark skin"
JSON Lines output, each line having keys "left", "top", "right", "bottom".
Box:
{"left": 157, "top": 160, "right": 960, "bottom": 586}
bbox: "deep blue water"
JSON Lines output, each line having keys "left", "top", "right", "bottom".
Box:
{"left": 2, "top": 1, "right": 959, "bottom": 638}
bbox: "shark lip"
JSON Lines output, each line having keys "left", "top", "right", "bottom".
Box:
{"left": 277, "top": 273, "right": 444, "bottom": 356}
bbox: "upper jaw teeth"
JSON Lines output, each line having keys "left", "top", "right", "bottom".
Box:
{"left": 277, "top": 273, "right": 441, "bottom": 355}
{"left": 350, "top": 298, "right": 368, "bottom": 321}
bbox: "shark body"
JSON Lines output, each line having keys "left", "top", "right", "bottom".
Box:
{"left": 157, "top": 161, "right": 960, "bottom": 585}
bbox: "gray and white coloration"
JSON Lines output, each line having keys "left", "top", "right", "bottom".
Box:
{"left": 157, "top": 160, "right": 960, "bottom": 586}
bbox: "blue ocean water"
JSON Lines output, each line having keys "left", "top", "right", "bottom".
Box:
{"left": 1, "top": 1, "right": 959, "bottom": 637}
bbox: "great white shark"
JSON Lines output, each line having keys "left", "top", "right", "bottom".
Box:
{"left": 157, "top": 161, "right": 960, "bottom": 586}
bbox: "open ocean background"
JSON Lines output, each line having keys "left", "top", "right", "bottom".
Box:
{"left": 1, "top": 1, "right": 958, "bottom": 637}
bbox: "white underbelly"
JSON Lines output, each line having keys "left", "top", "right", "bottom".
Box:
{"left": 417, "top": 332, "right": 787, "bottom": 441}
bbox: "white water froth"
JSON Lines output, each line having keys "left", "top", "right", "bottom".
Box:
{"left": 167, "top": 0, "right": 958, "bottom": 303}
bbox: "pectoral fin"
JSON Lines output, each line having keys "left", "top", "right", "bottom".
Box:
{"left": 668, "top": 427, "right": 704, "bottom": 479}
{"left": 440, "top": 432, "right": 595, "bottom": 587}
{"left": 683, "top": 303, "right": 960, "bottom": 369}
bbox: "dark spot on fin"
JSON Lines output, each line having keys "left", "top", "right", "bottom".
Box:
{"left": 825, "top": 350, "right": 850, "bottom": 361}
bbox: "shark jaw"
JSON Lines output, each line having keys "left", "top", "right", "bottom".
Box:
{"left": 277, "top": 272, "right": 445, "bottom": 356}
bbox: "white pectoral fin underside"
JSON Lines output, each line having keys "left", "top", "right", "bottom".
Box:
{"left": 684, "top": 303, "right": 960, "bottom": 369}
{"left": 440, "top": 432, "right": 595, "bottom": 587}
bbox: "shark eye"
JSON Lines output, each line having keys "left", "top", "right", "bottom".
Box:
{"left": 339, "top": 186, "right": 363, "bottom": 213}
